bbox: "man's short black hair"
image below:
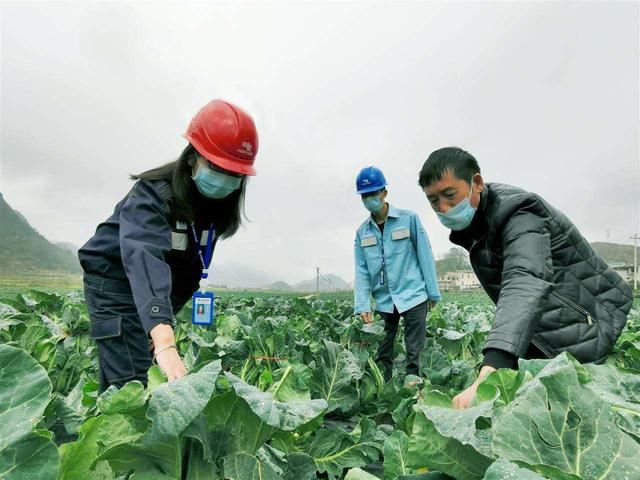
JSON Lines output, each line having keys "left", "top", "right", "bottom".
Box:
{"left": 418, "top": 147, "right": 481, "bottom": 188}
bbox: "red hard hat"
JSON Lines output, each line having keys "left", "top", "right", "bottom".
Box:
{"left": 183, "top": 99, "right": 258, "bottom": 176}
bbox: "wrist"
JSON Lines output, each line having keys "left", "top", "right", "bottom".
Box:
{"left": 150, "top": 323, "right": 175, "bottom": 344}
{"left": 482, "top": 348, "right": 517, "bottom": 370}
{"left": 153, "top": 343, "right": 177, "bottom": 359}
{"left": 476, "top": 365, "right": 496, "bottom": 383}
{"left": 155, "top": 346, "right": 181, "bottom": 366}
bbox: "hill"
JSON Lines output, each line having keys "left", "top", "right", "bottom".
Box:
{"left": 293, "top": 273, "right": 350, "bottom": 292}
{"left": 56, "top": 242, "right": 80, "bottom": 255}
{"left": 266, "top": 281, "right": 294, "bottom": 292}
{"left": 590, "top": 242, "right": 638, "bottom": 265}
{"left": 0, "top": 193, "right": 81, "bottom": 275}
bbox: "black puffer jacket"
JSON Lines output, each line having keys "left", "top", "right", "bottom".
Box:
{"left": 450, "top": 183, "right": 633, "bottom": 363}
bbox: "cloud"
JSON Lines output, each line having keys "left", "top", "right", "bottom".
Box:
{"left": 1, "top": 1, "right": 638, "bottom": 284}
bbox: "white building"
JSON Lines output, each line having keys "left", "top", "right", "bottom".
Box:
{"left": 610, "top": 262, "right": 639, "bottom": 287}
{"left": 438, "top": 270, "right": 481, "bottom": 291}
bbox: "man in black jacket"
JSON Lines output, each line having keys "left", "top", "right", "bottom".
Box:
{"left": 419, "top": 147, "right": 633, "bottom": 409}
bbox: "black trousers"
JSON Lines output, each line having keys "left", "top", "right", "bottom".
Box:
{"left": 83, "top": 274, "right": 152, "bottom": 393}
{"left": 376, "top": 301, "right": 428, "bottom": 381}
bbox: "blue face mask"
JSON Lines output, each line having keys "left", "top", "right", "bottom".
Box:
{"left": 362, "top": 194, "right": 384, "bottom": 214}
{"left": 436, "top": 185, "right": 477, "bottom": 231}
{"left": 193, "top": 163, "right": 242, "bottom": 199}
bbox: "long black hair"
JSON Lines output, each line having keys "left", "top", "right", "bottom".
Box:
{"left": 130, "top": 144, "right": 247, "bottom": 239}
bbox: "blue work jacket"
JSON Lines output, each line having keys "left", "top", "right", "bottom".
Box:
{"left": 354, "top": 205, "right": 441, "bottom": 314}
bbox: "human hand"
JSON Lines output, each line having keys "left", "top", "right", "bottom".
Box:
{"left": 155, "top": 346, "right": 187, "bottom": 382}
{"left": 149, "top": 323, "right": 186, "bottom": 381}
{"left": 360, "top": 312, "right": 373, "bottom": 324}
{"left": 452, "top": 365, "right": 496, "bottom": 409}
{"left": 452, "top": 382, "right": 479, "bottom": 410}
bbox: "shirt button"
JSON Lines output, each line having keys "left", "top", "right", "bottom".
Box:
{"left": 151, "top": 306, "right": 160, "bottom": 314}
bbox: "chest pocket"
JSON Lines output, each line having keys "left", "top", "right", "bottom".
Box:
{"left": 171, "top": 221, "right": 189, "bottom": 251}
{"left": 361, "top": 235, "right": 381, "bottom": 259}
{"left": 391, "top": 227, "right": 411, "bottom": 254}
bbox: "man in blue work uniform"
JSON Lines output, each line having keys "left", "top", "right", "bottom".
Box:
{"left": 354, "top": 166, "right": 441, "bottom": 381}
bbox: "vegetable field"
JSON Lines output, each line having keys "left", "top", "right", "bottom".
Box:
{"left": 1, "top": 290, "right": 639, "bottom": 480}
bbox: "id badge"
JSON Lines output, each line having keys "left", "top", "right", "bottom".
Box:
{"left": 192, "top": 291, "right": 215, "bottom": 325}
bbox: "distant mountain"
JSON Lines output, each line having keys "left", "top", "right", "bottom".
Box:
{"left": 293, "top": 273, "right": 350, "bottom": 292}
{"left": 267, "top": 281, "right": 293, "bottom": 292}
{"left": 208, "top": 262, "right": 277, "bottom": 288}
{"left": 56, "top": 242, "right": 80, "bottom": 255}
{"left": 0, "top": 193, "right": 81, "bottom": 274}
{"left": 432, "top": 243, "right": 638, "bottom": 275}
{"left": 591, "top": 242, "right": 638, "bottom": 265}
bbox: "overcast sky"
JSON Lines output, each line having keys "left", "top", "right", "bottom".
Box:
{"left": 2, "top": 1, "right": 638, "bottom": 285}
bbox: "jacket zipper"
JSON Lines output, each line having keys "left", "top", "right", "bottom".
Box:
{"left": 552, "top": 291, "right": 593, "bottom": 325}
{"left": 530, "top": 338, "right": 554, "bottom": 359}
{"left": 468, "top": 235, "right": 592, "bottom": 356}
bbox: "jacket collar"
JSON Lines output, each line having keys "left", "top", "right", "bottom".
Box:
{"left": 367, "top": 203, "right": 399, "bottom": 228}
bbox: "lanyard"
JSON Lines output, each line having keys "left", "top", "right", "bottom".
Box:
{"left": 375, "top": 223, "right": 385, "bottom": 285}
{"left": 190, "top": 223, "right": 216, "bottom": 279}
{"left": 380, "top": 235, "right": 385, "bottom": 286}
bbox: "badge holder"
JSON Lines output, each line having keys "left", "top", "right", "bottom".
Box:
{"left": 192, "top": 293, "right": 214, "bottom": 325}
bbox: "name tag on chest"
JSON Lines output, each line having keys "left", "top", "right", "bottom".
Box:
{"left": 361, "top": 236, "right": 378, "bottom": 247}
{"left": 172, "top": 221, "right": 189, "bottom": 251}
{"left": 391, "top": 228, "right": 410, "bottom": 240}
{"left": 171, "top": 232, "right": 188, "bottom": 250}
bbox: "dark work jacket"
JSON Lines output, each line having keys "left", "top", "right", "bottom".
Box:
{"left": 78, "top": 180, "right": 215, "bottom": 335}
{"left": 451, "top": 183, "right": 633, "bottom": 363}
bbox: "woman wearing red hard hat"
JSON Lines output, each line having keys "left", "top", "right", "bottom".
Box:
{"left": 78, "top": 99, "right": 258, "bottom": 392}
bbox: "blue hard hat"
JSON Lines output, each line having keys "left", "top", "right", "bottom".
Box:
{"left": 356, "top": 166, "right": 387, "bottom": 194}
